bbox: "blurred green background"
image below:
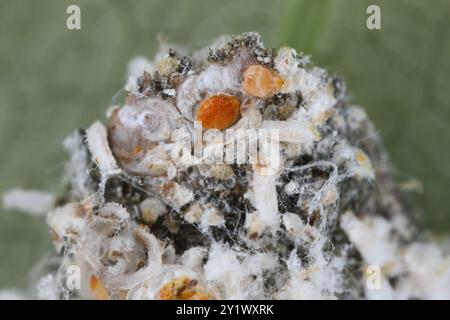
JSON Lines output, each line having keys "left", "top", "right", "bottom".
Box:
{"left": 0, "top": 0, "right": 449, "bottom": 288}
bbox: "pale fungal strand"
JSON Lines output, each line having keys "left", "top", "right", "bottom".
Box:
{"left": 2, "top": 189, "right": 55, "bottom": 216}
{"left": 86, "top": 121, "right": 121, "bottom": 176}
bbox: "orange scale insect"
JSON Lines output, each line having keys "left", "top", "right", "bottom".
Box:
{"left": 242, "top": 64, "right": 284, "bottom": 98}
{"left": 158, "top": 276, "right": 213, "bottom": 300}
{"left": 90, "top": 275, "right": 111, "bottom": 300}
{"left": 196, "top": 94, "right": 241, "bottom": 130}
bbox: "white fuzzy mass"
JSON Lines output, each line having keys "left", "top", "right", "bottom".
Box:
{"left": 18, "top": 32, "right": 449, "bottom": 300}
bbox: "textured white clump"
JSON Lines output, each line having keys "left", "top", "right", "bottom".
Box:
{"left": 341, "top": 211, "right": 397, "bottom": 268}
{"left": 282, "top": 212, "right": 305, "bottom": 240}
{"left": 204, "top": 243, "right": 279, "bottom": 299}
{"left": 36, "top": 274, "right": 60, "bottom": 300}
{"left": 47, "top": 203, "right": 86, "bottom": 238}
{"left": 163, "top": 183, "right": 194, "bottom": 208}
{"left": 139, "top": 197, "right": 167, "bottom": 225}
{"left": 8, "top": 32, "right": 448, "bottom": 300}
{"left": 184, "top": 202, "right": 224, "bottom": 231}
{"left": 86, "top": 121, "right": 121, "bottom": 177}
{"left": 197, "top": 64, "right": 241, "bottom": 94}
{"left": 127, "top": 56, "right": 154, "bottom": 78}
{"left": 341, "top": 211, "right": 450, "bottom": 299}
{"left": 180, "top": 247, "right": 207, "bottom": 271}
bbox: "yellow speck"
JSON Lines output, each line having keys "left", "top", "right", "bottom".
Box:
{"left": 90, "top": 275, "right": 110, "bottom": 300}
